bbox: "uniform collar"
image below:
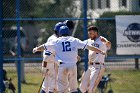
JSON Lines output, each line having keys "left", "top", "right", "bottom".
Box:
{"left": 94, "top": 36, "right": 100, "bottom": 41}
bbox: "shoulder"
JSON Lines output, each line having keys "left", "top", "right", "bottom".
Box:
{"left": 83, "top": 39, "right": 88, "bottom": 43}
{"left": 72, "top": 37, "right": 81, "bottom": 42}
{"left": 99, "top": 36, "right": 108, "bottom": 42}
{"left": 99, "top": 36, "right": 111, "bottom": 49}
{"left": 68, "top": 36, "right": 75, "bottom": 39}
{"left": 47, "top": 34, "right": 57, "bottom": 42}
{"left": 49, "top": 34, "right": 57, "bottom": 39}
{"left": 65, "top": 36, "right": 76, "bottom": 41}
{"left": 87, "top": 39, "right": 94, "bottom": 43}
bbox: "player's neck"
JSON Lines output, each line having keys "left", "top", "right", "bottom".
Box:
{"left": 90, "top": 35, "right": 99, "bottom": 40}
{"left": 94, "top": 36, "right": 99, "bottom": 41}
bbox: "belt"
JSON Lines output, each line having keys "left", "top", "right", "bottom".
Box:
{"left": 90, "top": 62, "right": 104, "bottom": 65}
{"left": 45, "top": 52, "right": 52, "bottom": 56}
{"left": 60, "top": 62, "right": 64, "bottom": 65}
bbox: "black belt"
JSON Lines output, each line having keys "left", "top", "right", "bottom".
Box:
{"left": 90, "top": 62, "right": 104, "bottom": 65}
{"left": 60, "top": 62, "right": 64, "bottom": 65}
{"left": 45, "top": 52, "right": 52, "bottom": 56}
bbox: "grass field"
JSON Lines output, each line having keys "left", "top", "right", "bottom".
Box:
{"left": 108, "top": 70, "right": 140, "bottom": 93}
{"left": 4, "top": 68, "right": 43, "bottom": 93}
{"left": 5, "top": 68, "right": 140, "bottom": 93}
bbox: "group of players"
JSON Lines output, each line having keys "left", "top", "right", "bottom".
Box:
{"left": 33, "top": 20, "right": 111, "bottom": 93}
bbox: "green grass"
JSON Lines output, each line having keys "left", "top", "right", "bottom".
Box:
{"left": 5, "top": 68, "right": 43, "bottom": 93}
{"left": 5, "top": 69, "right": 140, "bottom": 93}
{"left": 108, "top": 70, "right": 140, "bottom": 93}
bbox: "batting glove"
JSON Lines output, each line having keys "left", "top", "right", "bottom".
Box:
{"left": 32, "top": 47, "right": 38, "bottom": 53}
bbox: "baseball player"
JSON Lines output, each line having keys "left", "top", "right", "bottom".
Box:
{"left": 33, "top": 25, "right": 105, "bottom": 93}
{"left": 40, "top": 22, "right": 65, "bottom": 93}
{"left": 79, "top": 26, "right": 111, "bottom": 93}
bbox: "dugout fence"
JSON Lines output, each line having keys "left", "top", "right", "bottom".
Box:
{"left": 0, "top": 0, "right": 140, "bottom": 93}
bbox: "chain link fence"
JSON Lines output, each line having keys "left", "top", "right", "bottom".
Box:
{"left": 1, "top": 0, "right": 140, "bottom": 93}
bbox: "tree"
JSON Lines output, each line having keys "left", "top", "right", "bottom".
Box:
{"left": 3, "top": 0, "right": 80, "bottom": 43}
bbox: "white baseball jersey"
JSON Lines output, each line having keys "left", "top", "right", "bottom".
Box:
{"left": 43, "top": 34, "right": 57, "bottom": 62}
{"left": 85, "top": 36, "right": 108, "bottom": 63}
{"left": 42, "top": 34, "right": 58, "bottom": 92}
{"left": 44, "top": 34, "right": 57, "bottom": 53}
{"left": 80, "top": 36, "right": 109, "bottom": 93}
{"left": 44, "top": 36, "right": 87, "bottom": 64}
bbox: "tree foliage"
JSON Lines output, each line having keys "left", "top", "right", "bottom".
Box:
{"left": 3, "top": 0, "right": 76, "bottom": 18}
{"left": 3, "top": 0, "right": 81, "bottom": 43}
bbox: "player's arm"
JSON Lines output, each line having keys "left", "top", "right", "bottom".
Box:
{"left": 86, "top": 45, "right": 105, "bottom": 55}
{"left": 100, "top": 36, "right": 111, "bottom": 49}
{"left": 76, "top": 38, "right": 105, "bottom": 55}
{"left": 32, "top": 44, "right": 45, "bottom": 53}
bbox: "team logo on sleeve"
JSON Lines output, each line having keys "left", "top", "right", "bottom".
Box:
{"left": 123, "top": 23, "right": 140, "bottom": 42}
{"left": 92, "top": 43, "right": 99, "bottom": 48}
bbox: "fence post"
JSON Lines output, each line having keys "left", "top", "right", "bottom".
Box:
{"left": 0, "top": 0, "right": 4, "bottom": 92}
{"left": 83, "top": 0, "right": 88, "bottom": 71}
{"left": 16, "top": 0, "right": 21, "bottom": 92}
{"left": 135, "top": 58, "right": 139, "bottom": 69}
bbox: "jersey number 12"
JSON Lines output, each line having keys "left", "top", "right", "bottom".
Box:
{"left": 62, "top": 41, "right": 71, "bottom": 52}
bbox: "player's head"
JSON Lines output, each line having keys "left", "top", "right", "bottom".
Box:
{"left": 59, "top": 26, "right": 70, "bottom": 36}
{"left": 63, "top": 20, "right": 74, "bottom": 31}
{"left": 54, "top": 22, "right": 65, "bottom": 36}
{"left": 88, "top": 26, "right": 99, "bottom": 40}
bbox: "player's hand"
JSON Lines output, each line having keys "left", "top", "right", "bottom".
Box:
{"left": 32, "top": 47, "right": 38, "bottom": 53}
{"left": 88, "top": 61, "right": 91, "bottom": 65}
{"left": 101, "top": 51, "right": 106, "bottom": 55}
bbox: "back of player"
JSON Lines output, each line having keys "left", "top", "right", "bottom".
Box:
{"left": 54, "top": 26, "right": 87, "bottom": 93}
{"left": 55, "top": 37, "right": 82, "bottom": 64}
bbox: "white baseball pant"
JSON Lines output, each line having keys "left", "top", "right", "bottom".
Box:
{"left": 41, "top": 54, "right": 58, "bottom": 93}
{"left": 42, "top": 62, "right": 58, "bottom": 92}
{"left": 80, "top": 64, "right": 105, "bottom": 93}
{"left": 57, "top": 64, "right": 78, "bottom": 93}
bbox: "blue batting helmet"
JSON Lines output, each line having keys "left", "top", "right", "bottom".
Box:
{"left": 59, "top": 26, "right": 70, "bottom": 36}
{"left": 54, "top": 22, "right": 65, "bottom": 32}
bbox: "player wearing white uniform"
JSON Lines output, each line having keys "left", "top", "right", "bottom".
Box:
{"left": 79, "top": 26, "right": 111, "bottom": 93}
{"left": 40, "top": 22, "right": 65, "bottom": 93}
{"left": 33, "top": 26, "right": 105, "bottom": 93}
